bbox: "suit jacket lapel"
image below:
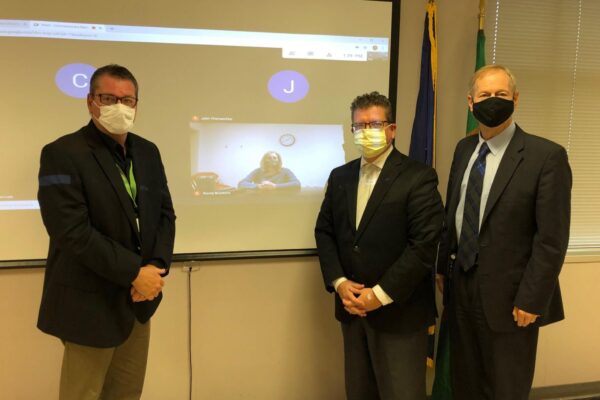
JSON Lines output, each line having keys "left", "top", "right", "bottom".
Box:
{"left": 355, "top": 149, "right": 403, "bottom": 241}
{"left": 128, "top": 136, "right": 148, "bottom": 241}
{"left": 481, "top": 126, "right": 524, "bottom": 228}
{"left": 84, "top": 127, "right": 141, "bottom": 240}
{"left": 345, "top": 160, "right": 360, "bottom": 233}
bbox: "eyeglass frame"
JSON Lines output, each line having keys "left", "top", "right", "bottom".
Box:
{"left": 92, "top": 93, "right": 139, "bottom": 108}
{"left": 351, "top": 120, "right": 392, "bottom": 133}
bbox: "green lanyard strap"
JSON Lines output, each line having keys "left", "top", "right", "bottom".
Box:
{"left": 117, "top": 160, "right": 137, "bottom": 207}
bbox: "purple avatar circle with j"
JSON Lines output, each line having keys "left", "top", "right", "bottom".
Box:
{"left": 55, "top": 63, "right": 97, "bottom": 98}
{"left": 268, "top": 70, "right": 309, "bottom": 103}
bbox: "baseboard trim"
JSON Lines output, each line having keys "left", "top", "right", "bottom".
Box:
{"left": 426, "top": 381, "right": 600, "bottom": 399}
{"left": 530, "top": 381, "right": 600, "bottom": 399}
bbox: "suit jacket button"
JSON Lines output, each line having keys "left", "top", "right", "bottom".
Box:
{"left": 353, "top": 245, "right": 360, "bottom": 253}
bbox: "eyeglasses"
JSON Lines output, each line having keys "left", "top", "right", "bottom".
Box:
{"left": 351, "top": 121, "right": 389, "bottom": 132}
{"left": 93, "top": 93, "right": 138, "bottom": 108}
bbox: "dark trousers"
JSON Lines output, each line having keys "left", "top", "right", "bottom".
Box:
{"left": 341, "top": 318, "right": 427, "bottom": 400}
{"left": 449, "top": 267, "right": 539, "bottom": 400}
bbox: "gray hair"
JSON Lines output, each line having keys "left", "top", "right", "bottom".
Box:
{"left": 469, "top": 64, "right": 517, "bottom": 96}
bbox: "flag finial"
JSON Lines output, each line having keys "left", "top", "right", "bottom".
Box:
{"left": 479, "top": 0, "right": 486, "bottom": 30}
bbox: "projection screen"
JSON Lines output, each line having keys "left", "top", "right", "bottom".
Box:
{"left": 0, "top": 0, "right": 396, "bottom": 265}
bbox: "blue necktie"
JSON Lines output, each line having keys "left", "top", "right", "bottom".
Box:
{"left": 456, "top": 142, "right": 490, "bottom": 271}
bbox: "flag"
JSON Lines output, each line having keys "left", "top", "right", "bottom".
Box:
{"left": 408, "top": 0, "right": 437, "bottom": 167}
{"left": 431, "top": 306, "right": 452, "bottom": 399}
{"left": 408, "top": 0, "right": 438, "bottom": 372}
{"left": 466, "top": 29, "right": 487, "bottom": 134}
{"left": 432, "top": 9, "right": 488, "bottom": 399}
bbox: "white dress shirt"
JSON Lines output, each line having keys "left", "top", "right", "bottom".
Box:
{"left": 455, "top": 122, "right": 516, "bottom": 241}
{"left": 333, "top": 144, "right": 394, "bottom": 306}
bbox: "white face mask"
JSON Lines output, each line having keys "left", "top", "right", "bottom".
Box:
{"left": 94, "top": 102, "right": 136, "bottom": 135}
{"left": 353, "top": 128, "right": 389, "bottom": 159}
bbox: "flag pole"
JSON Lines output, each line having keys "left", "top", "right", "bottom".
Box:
{"left": 466, "top": 0, "right": 487, "bottom": 135}
{"left": 479, "top": 0, "right": 486, "bottom": 31}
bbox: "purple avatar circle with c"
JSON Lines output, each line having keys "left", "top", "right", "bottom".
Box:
{"left": 55, "top": 63, "right": 97, "bottom": 98}
{"left": 268, "top": 70, "right": 309, "bottom": 103}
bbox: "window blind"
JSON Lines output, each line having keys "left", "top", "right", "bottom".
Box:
{"left": 487, "top": 0, "right": 600, "bottom": 252}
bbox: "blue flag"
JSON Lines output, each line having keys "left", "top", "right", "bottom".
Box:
{"left": 409, "top": 1, "right": 437, "bottom": 167}
{"left": 408, "top": 0, "right": 438, "bottom": 375}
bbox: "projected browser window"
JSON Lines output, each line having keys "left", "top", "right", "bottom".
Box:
{"left": 0, "top": 0, "right": 391, "bottom": 259}
{"left": 0, "top": 19, "right": 388, "bottom": 62}
{"left": 0, "top": 18, "right": 388, "bottom": 211}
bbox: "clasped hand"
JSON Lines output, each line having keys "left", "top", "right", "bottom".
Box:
{"left": 257, "top": 181, "right": 276, "bottom": 190}
{"left": 131, "top": 264, "right": 166, "bottom": 302}
{"left": 337, "top": 280, "right": 382, "bottom": 317}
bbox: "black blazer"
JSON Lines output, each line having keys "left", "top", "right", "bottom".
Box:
{"left": 315, "top": 148, "right": 444, "bottom": 334}
{"left": 37, "top": 121, "right": 176, "bottom": 347}
{"left": 437, "top": 125, "right": 571, "bottom": 332}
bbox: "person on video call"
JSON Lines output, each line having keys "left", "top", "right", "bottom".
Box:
{"left": 436, "top": 65, "right": 571, "bottom": 399}
{"left": 315, "top": 91, "right": 444, "bottom": 400}
{"left": 238, "top": 150, "right": 300, "bottom": 191}
{"left": 37, "top": 64, "right": 176, "bottom": 400}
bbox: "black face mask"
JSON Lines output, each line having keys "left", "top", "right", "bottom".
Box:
{"left": 472, "top": 96, "right": 514, "bottom": 127}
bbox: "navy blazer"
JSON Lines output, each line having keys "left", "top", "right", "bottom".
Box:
{"left": 315, "top": 148, "right": 444, "bottom": 334}
{"left": 37, "top": 121, "right": 176, "bottom": 347}
{"left": 437, "top": 125, "right": 571, "bottom": 332}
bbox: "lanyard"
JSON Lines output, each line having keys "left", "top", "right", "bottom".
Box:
{"left": 117, "top": 160, "right": 137, "bottom": 208}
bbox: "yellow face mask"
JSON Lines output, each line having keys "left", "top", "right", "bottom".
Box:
{"left": 353, "top": 128, "right": 388, "bottom": 159}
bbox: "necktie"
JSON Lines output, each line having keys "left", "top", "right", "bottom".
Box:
{"left": 356, "top": 163, "right": 377, "bottom": 228}
{"left": 456, "top": 142, "right": 490, "bottom": 271}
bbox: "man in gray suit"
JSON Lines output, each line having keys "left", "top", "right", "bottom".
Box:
{"left": 437, "top": 65, "right": 572, "bottom": 400}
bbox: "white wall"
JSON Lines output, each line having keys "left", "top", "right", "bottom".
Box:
{"left": 2, "top": 259, "right": 599, "bottom": 399}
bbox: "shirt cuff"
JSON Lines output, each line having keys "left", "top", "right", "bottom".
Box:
{"left": 147, "top": 258, "right": 167, "bottom": 270}
{"left": 372, "top": 284, "right": 393, "bottom": 306}
{"left": 332, "top": 277, "right": 348, "bottom": 292}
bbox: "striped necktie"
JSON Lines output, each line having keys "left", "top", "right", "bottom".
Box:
{"left": 456, "top": 142, "right": 490, "bottom": 271}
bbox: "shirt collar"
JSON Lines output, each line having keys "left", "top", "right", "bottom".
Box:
{"left": 479, "top": 121, "right": 516, "bottom": 155}
{"left": 360, "top": 144, "right": 393, "bottom": 170}
{"left": 92, "top": 120, "right": 132, "bottom": 158}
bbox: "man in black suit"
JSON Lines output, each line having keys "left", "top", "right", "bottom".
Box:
{"left": 436, "top": 65, "right": 571, "bottom": 399}
{"left": 37, "top": 64, "right": 176, "bottom": 400}
{"left": 315, "top": 92, "right": 443, "bottom": 400}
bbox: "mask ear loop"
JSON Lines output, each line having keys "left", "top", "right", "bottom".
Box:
{"left": 90, "top": 101, "right": 104, "bottom": 120}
